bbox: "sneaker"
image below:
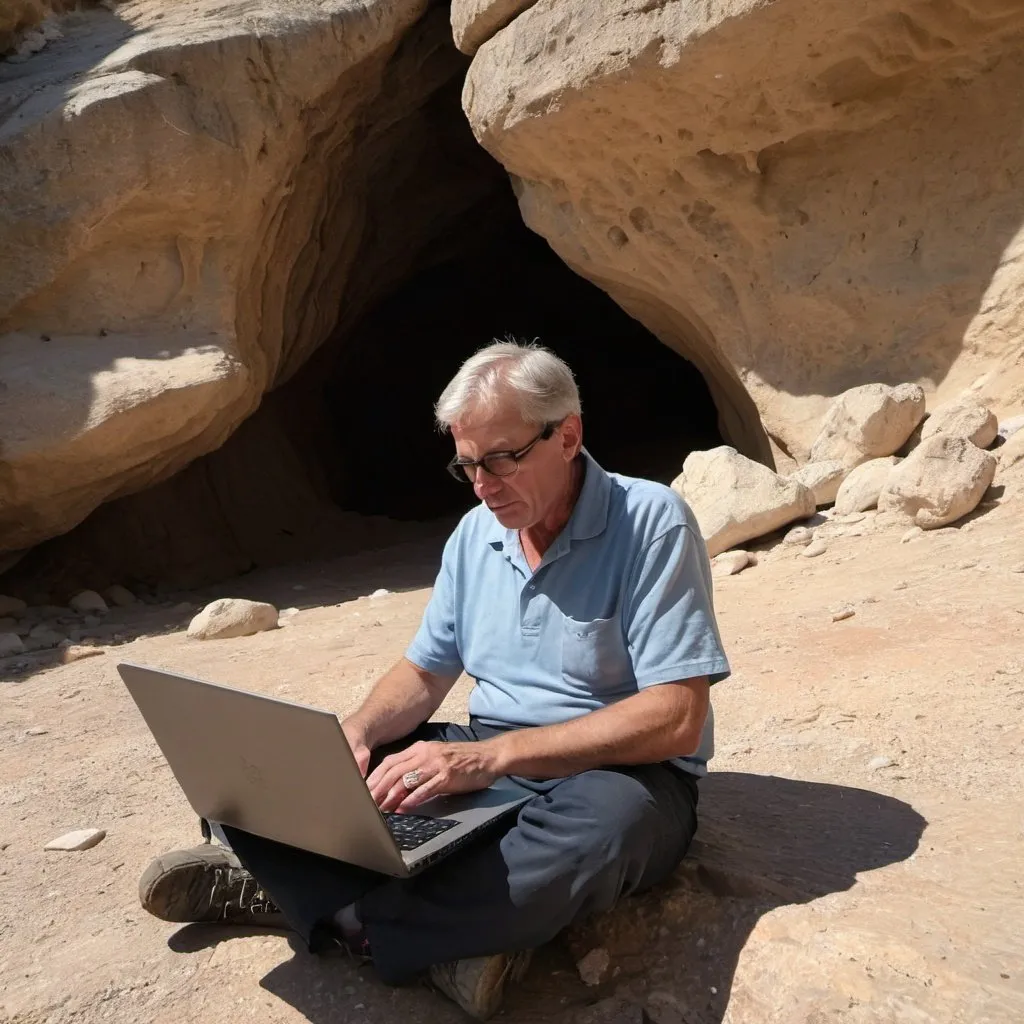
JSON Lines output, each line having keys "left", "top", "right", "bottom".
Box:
{"left": 429, "top": 950, "right": 533, "bottom": 1020}
{"left": 139, "top": 843, "right": 283, "bottom": 926}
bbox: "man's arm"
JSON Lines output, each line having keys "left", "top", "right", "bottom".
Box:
{"left": 341, "top": 657, "right": 459, "bottom": 775}
{"left": 368, "top": 677, "right": 708, "bottom": 812}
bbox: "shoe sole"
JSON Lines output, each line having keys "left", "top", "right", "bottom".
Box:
{"left": 139, "top": 845, "right": 244, "bottom": 923}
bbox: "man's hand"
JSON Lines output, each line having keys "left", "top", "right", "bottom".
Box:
{"left": 341, "top": 718, "right": 371, "bottom": 778}
{"left": 366, "top": 740, "right": 501, "bottom": 813}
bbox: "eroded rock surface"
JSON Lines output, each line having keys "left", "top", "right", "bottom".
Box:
{"left": 463, "top": 0, "right": 1024, "bottom": 462}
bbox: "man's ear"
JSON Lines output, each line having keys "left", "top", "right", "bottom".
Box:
{"left": 560, "top": 414, "right": 583, "bottom": 461}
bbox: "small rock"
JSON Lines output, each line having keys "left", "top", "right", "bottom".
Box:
{"left": 103, "top": 585, "right": 137, "bottom": 608}
{"left": 0, "top": 633, "right": 26, "bottom": 657}
{"left": 369, "top": 588, "right": 391, "bottom": 599}
{"left": 26, "top": 726, "right": 48, "bottom": 736}
{"left": 0, "top": 596, "right": 27, "bottom": 617}
{"left": 831, "top": 605, "right": 856, "bottom": 622}
{"left": 577, "top": 947, "right": 612, "bottom": 987}
{"left": 893, "top": 580, "right": 909, "bottom": 590}
{"left": 879, "top": 434, "right": 997, "bottom": 529}
{"left": 868, "top": 756, "right": 894, "bottom": 770}
{"left": 61, "top": 645, "right": 105, "bottom": 665}
{"left": 27, "top": 624, "right": 64, "bottom": 648}
{"left": 44, "top": 828, "right": 106, "bottom": 852}
{"left": 788, "top": 460, "right": 847, "bottom": 507}
{"left": 171, "top": 601, "right": 193, "bottom": 614}
{"left": 279, "top": 607, "right": 300, "bottom": 618}
{"left": 809, "top": 382, "right": 925, "bottom": 468}
{"left": 712, "top": 550, "right": 753, "bottom": 577}
{"left": 801, "top": 537, "right": 827, "bottom": 558}
{"left": 1011, "top": 564, "right": 1024, "bottom": 574}
{"left": 921, "top": 396, "right": 998, "bottom": 449}
{"left": 901, "top": 527, "right": 924, "bottom": 543}
{"left": 673, "top": 447, "right": 815, "bottom": 556}
{"left": 833, "top": 457, "right": 901, "bottom": 515}
{"left": 187, "top": 598, "right": 279, "bottom": 641}
{"left": 69, "top": 590, "right": 109, "bottom": 615}
{"left": 37, "top": 604, "right": 68, "bottom": 619}
{"left": 783, "top": 526, "right": 815, "bottom": 547}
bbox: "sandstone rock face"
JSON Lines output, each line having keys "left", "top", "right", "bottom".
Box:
{"left": 462, "top": 1, "right": 1024, "bottom": 462}
{"left": 879, "top": 435, "right": 996, "bottom": 529}
{"left": 187, "top": 598, "right": 279, "bottom": 641}
{"left": 788, "top": 460, "right": 846, "bottom": 507}
{"left": 808, "top": 384, "right": 925, "bottom": 469}
{"left": 0, "top": 0, "right": 439, "bottom": 556}
{"left": 833, "top": 456, "right": 901, "bottom": 516}
{"left": 921, "top": 396, "right": 998, "bottom": 449}
{"left": 451, "top": 0, "right": 536, "bottom": 55}
{"left": 672, "top": 447, "right": 815, "bottom": 557}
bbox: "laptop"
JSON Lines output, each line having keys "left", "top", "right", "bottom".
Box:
{"left": 117, "top": 662, "right": 532, "bottom": 877}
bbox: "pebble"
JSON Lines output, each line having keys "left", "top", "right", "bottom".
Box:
{"left": 69, "top": 590, "right": 109, "bottom": 615}
{"left": 577, "top": 947, "right": 611, "bottom": 986}
{"left": 369, "top": 588, "right": 391, "bottom": 599}
{"left": 801, "top": 538, "right": 827, "bottom": 558}
{"left": 831, "top": 605, "right": 856, "bottom": 622}
{"left": 901, "top": 527, "right": 923, "bottom": 543}
{"left": 893, "top": 580, "right": 909, "bottom": 591}
{"left": 26, "top": 727, "right": 48, "bottom": 736}
{"left": 44, "top": 828, "right": 106, "bottom": 852}
{"left": 1012, "top": 564, "right": 1024, "bottom": 574}
{"left": 868, "top": 756, "right": 895, "bottom": 770}
{"left": 783, "top": 526, "right": 814, "bottom": 547}
{"left": 279, "top": 607, "right": 300, "bottom": 618}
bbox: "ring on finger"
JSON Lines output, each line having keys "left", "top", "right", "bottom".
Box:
{"left": 402, "top": 769, "right": 423, "bottom": 790}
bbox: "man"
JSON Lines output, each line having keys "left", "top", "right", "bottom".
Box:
{"left": 139, "top": 341, "right": 730, "bottom": 1019}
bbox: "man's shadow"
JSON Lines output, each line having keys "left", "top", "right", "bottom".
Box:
{"left": 173, "top": 772, "right": 925, "bottom": 1023}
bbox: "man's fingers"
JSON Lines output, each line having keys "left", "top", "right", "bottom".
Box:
{"left": 395, "top": 774, "right": 446, "bottom": 812}
{"left": 366, "top": 747, "right": 418, "bottom": 792}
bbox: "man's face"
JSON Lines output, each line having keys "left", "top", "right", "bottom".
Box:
{"left": 450, "top": 405, "right": 583, "bottom": 530}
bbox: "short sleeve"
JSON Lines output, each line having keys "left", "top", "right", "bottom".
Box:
{"left": 405, "top": 531, "right": 464, "bottom": 678}
{"left": 624, "top": 524, "right": 730, "bottom": 688}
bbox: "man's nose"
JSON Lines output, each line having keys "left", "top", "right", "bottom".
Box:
{"left": 473, "top": 469, "right": 501, "bottom": 500}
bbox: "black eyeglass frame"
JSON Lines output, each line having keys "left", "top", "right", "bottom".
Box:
{"left": 446, "top": 421, "right": 560, "bottom": 482}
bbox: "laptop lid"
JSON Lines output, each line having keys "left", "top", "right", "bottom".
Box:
{"left": 117, "top": 662, "right": 407, "bottom": 875}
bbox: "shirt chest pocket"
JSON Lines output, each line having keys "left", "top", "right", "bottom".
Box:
{"left": 561, "top": 616, "right": 633, "bottom": 693}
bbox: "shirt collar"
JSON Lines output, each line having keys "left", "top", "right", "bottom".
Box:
{"left": 483, "top": 448, "right": 612, "bottom": 551}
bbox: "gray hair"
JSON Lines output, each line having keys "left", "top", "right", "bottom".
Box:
{"left": 434, "top": 340, "right": 581, "bottom": 431}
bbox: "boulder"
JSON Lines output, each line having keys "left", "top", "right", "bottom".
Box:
{"left": 672, "top": 447, "right": 815, "bottom": 558}
{"left": 187, "top": 599, "right": 279, "bottom": 641}
{"left": 920, "top": 397, "right": 998, "bottom": 449}
{"left": 879, "top": 435, "right": 997, "bottom": 529}
{"left": 788, "top": 460, "right": 846, "bottom": 507}
{"left": 451, "top": 0, "right": 537, "bottom": 55}
{"left": 808, "top": 384, "right": 926, "bottom": 469}
{"left": 833, "top": 457, "right": 901, "bottom": 516}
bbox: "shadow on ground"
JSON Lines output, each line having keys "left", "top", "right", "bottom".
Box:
{"left": 183, "top": 772, "right": 925, "bottom": 1023}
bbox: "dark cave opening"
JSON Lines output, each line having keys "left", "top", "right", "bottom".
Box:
{"left": 317, "top": 192, "right": 724, "bottom": 523}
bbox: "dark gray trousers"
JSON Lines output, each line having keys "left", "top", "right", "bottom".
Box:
{"left": 221, "top": 720, "right": 699, "bottom": 985}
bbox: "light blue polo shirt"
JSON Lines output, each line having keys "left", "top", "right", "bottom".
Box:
{"left": 406, "top": 451, "right": 730, "bottom": 776}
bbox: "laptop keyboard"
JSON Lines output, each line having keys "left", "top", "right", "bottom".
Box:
{"left": 384, "top": 812, "right": 460, "bottom": 851}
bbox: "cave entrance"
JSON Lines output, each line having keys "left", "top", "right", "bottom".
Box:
{"left": 310, "top": 191, "right": 724, "bottom": 523}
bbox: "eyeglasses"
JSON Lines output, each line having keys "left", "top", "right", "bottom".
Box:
{"left": 447, "top": 422, "right": 558, "bottom": 483}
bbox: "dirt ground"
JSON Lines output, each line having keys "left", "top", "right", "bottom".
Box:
{"left": 1, "top": 496, "right": 1022, "bottom": 1024}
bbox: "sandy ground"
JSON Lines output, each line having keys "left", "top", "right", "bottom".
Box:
{"left": 1, "top": 498, "right": 1023, "bottom": 1024}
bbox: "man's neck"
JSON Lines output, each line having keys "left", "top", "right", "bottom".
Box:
{"left": 520, "top": 456, "right": 585, "bottom": 561}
